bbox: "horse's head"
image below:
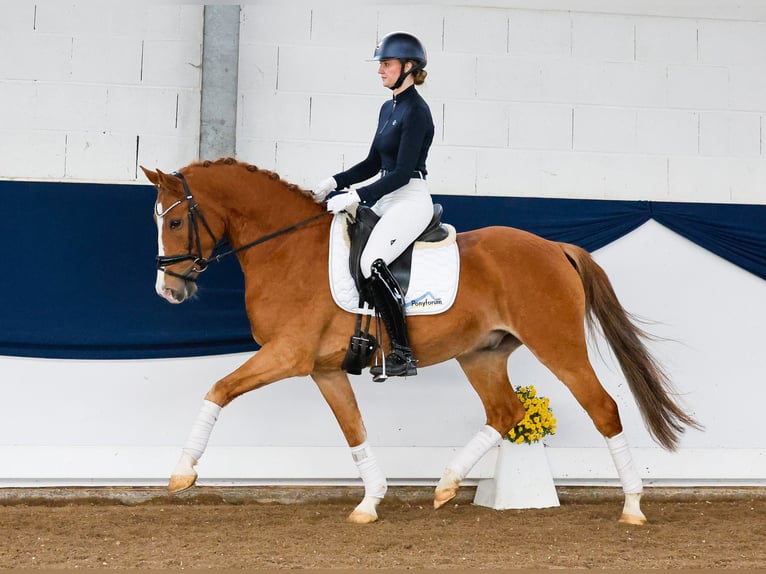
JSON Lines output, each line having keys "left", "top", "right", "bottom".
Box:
{"left": 141, "top": 166, "right": 221, "bottom": 304}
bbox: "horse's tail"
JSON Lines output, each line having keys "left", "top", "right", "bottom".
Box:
{"left": 560, "top": 243, "right": 702, "bottom": 451}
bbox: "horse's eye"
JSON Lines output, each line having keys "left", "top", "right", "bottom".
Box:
{"left": 169, "top": 219, "right": 183, "bottom": 230}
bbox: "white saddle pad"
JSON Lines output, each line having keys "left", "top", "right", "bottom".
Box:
{"left": 328, "top": 213, "right": 460, "bottom": 316}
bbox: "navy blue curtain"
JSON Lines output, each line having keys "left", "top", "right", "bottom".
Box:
{"left": 2, "top": 181, "right": 764, "bottom": 359}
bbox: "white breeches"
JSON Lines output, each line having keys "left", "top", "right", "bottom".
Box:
{"left": 360, "top": 178, "right": 433, "bottom": 278}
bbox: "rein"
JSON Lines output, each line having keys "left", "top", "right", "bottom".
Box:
{"left": 156, "top": 171, "right": 331, "bottom": 282}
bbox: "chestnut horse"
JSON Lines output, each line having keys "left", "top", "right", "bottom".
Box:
{"left": 141, "top": 158, "right": 699, "bottom": 525}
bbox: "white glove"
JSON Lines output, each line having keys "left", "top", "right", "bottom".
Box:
{"left": 326, "top": 190, "right": 360, "bottom": 214}
{"left": 312, "top": 176, "right": 337, "bottom": 202}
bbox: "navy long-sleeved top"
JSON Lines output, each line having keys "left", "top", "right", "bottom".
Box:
{"left": 333, "top": 85, "right": 434, "bottom": 205}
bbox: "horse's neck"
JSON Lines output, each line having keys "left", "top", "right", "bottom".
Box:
{"left": 207, "top": 170, "right": 326, "bottom": 259}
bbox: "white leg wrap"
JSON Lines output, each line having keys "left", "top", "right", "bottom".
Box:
{"left": 605, "top": 431, "right": 643, "bottom": 494}
{"left": 351, "top": 441, "right": 387, "bottom": 499}
{"left": 182, "top": 400, "right": 221, "bottom": 463}
{"left": 446, "top": 425, "right": 502, "bottom": 480}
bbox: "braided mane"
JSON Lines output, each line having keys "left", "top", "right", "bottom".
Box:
{"left": 193, "top": 157, "right": 312, "bottom": 198}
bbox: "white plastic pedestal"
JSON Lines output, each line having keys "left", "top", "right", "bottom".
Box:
{"left": 473, "top": 440, "right": 560, "bottom": 510}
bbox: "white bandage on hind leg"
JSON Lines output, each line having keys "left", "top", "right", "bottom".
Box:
{"left": 182, "top": 400, "right": 222, "bottom": 462}
{"left": 351, "top": 441, "right": 387, "bottom": 499}
{"left": 606, "top": 431, "right": 643, "bottom": 494}
{"left": 446, "top": 425, "right": 502, "bottom": 480}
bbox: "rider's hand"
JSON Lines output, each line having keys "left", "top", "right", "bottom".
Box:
{"left": 326, "top": 190, "right": 360, "bottom": 214}
{"left": 312, "top": 176, "right": 337, "bottom": 202}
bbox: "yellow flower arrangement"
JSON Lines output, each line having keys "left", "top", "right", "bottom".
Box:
{"left": 506, "top": 385, "right": 557, "bottom": 444}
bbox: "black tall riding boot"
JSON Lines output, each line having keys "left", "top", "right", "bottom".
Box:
{"left": 366, "top": 258, "right": 417, "bottom": 381}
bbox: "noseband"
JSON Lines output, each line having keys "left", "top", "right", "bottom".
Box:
{"left": 155, "top": 171, "right": 330, "bottom": 282}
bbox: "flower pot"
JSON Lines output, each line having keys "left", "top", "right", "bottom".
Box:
{"left": 473, "top": 439, "right": 559, "bottom": 510}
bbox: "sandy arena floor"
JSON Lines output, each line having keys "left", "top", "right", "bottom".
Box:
{"left": 0, "top": 486, "right": 763, "bottom": 569}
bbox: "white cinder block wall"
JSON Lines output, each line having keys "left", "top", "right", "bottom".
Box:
{"left": 1, "top": 2, "right": 763, "bottom": 202}
{"left": 0, "top": 4, "right": 203, "bottom": 182}
{"left": 237, "top": 2, "right": 766, "bottom": 204}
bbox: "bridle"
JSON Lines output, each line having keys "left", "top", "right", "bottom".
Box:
{"left": 155, "top": 171, "right": 330, "bottom": 283}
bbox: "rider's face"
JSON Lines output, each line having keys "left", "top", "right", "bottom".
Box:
{"left": 378, "top": 59, "right": 409, "bottom": 89}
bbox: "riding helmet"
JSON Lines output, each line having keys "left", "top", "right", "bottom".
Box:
{"left": 371, "top": 31, "right": 427, "bottom": 90}
{"left": 371, "top": 31, "right": 427, "bottom": 67}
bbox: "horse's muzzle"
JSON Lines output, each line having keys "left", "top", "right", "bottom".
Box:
{"left": 157, "top": 271, "right": 198, "bottom": 304}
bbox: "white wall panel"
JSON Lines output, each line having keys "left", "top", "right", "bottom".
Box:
{"left": 425, "top": 146, "right": 477, "bottom": 195}
{"left": 309, "top": 95, "right": 379, "bottom": 143}
{"left": 65, "top": 132, "right": 137, "bottom": 181}
{"left": 476, "top": 56, "right": 545, "bottom": 102}
{"left": 239, "top": 3, "right": 311, "bottom": 45}
{"left": 666, "top": 65, "right": 729, "bottom": 110}
{"left": 699, "top": 112, "right": 762, "bottom": 158}
{"left": 141, "top": 40, "right": 202, "bottom": 88}
{"left": 33, "top": 84, "right": 108, "bottom": 131}
{"left": 0, "top": 83, "right": 36, "bottom": 129}
{"left": 237, "top": 44, "right": 278, "bottom": 92}
{"left": 0, "top": 33, "right": 73, "bottom": 82}
{"left": 0, "top": 3, "right": 33, "bottom": 32}
{"left": 698, "top": 19, "right": 766, "bottom": 67}
{"left": 574, "top": 106, "right": 637, "bottom": 153}
{"left": 240, "top": 92, "right": 310, "bottom": 142}
{"left": 71, "top": 36, "right": 142, "bottom": 85}
{"left": 0, "top": 130, "right": 66, "bottom": 179}
{"left": 276, "top": 45, "right": 374, "bottom": 96}
{"left": 507, "top": 10, "right": 571, "bottom": 57}
{"left": 443, "top": 8, "right": 509, "bottom": 55}
{"left": 729, "top": 64, "right": 766, "bottom": 112}
{"left": 635, "top": 109, "right": 698, "bottom": 155}
{"left": 571, "top": 13, "right": 635, "bottom": 62}
{"left": 508, "top": 103, "right": 572, "bottom": 150}
{"left": 575, "top": 61, "right": 666, "bottom": 108}
{"left": 634, "top": 17, "right": 698, "bottom": 64}
{"left": 308, "top": 4, "right": 378, "bottom": 47}
{"left": 105, "top": 88, "right": 182, "bottom": 135}
{"left": 424, "top": 54, "right": 477, "bottom": 101}
{"left": 443, "top": 100, "right": 508, "bottom": 147}
{"left": 667, "top": 156, "right": 752, "bottom": 202}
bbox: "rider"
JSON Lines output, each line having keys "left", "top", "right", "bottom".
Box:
{"left": 313, "top": 31, "right": 435, "bottom": 380}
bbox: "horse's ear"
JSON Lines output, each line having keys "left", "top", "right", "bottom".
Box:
{"left": 140, "top": 166, "right": 159, "bottom": 186}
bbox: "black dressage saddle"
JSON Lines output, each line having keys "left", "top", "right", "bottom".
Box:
{"left": 346, "top": 203, "right": 450, "bottom": 301}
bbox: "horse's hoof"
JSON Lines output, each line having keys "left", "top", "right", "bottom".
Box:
{"left": 347, "top": 510, "right": 378, "bottom": 524}
{"left": 433, "top": 487, "right": 457, "bottom": 509}
{"left": 619, "top": 513, "right": 647, "bottom": 526}
{"left": 434, "top": 469, "right": 460, "bottom": 509}
{"left": 168, "top": 474, "right": 197, "bottom": 494}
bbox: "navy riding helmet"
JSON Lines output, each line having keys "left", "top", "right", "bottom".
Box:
{"left": 370, "top": 31, "right": 427, "bottom": 90}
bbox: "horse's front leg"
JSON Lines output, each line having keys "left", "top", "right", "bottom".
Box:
{"left": 168, "top": 340, "right": 315, "bottom": 494}
{"left": 312, "top": 370, "right": 387, "bottom": 524}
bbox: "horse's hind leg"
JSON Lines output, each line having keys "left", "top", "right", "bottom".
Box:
{"left": 312, "top": 370, "right": 387, "bottom": 524}
{"left": 434, "top": 346, "right": 525, "bottom": 509}
{"left": 524, "top": 324, "right": 646, "bottom": 524}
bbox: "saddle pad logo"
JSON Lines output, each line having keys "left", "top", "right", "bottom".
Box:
{"left": 328, "top": 214, "right": 460, "bottom": 316}
{"left": 406, "top": 291, "right": 444, "bottom": 310}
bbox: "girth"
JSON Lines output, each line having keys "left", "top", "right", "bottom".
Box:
{"left": 346, "top": 203, "right": 450, "bottom": 300}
